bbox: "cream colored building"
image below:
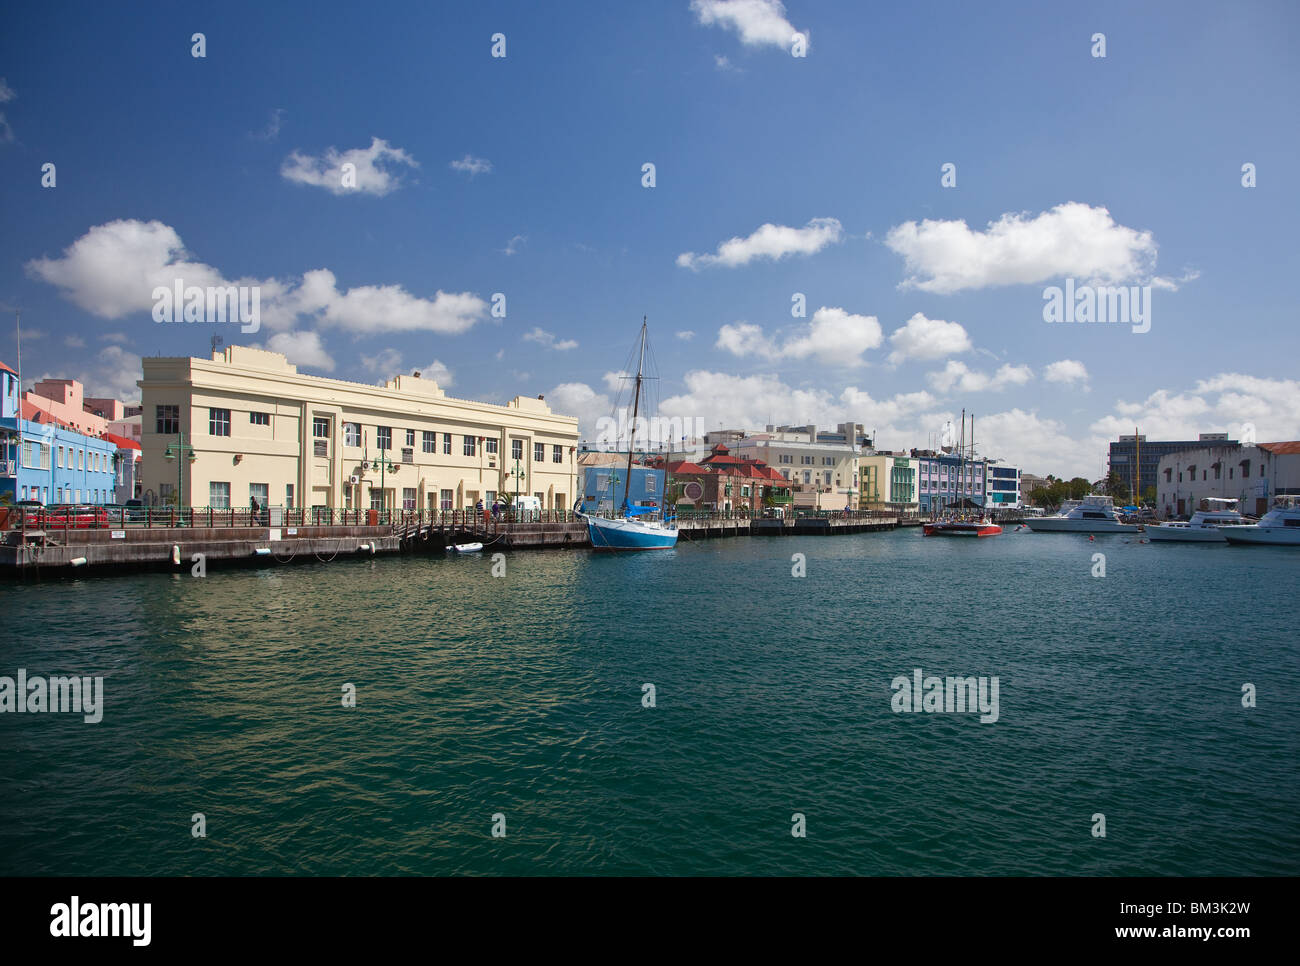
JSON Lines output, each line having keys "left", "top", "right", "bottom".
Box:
{"left": 858, "top": 453, "right": 919, "bottom": 511}
{"left": 735, "top": 424, "right": 862, "bottom": 510}
{"left": 138, "top": 346, "right": 579, "bottom": 512}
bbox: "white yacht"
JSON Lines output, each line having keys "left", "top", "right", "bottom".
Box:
{"left": 1025, "top": 495, "right": 1138, "bottom": 534}
{"left": 1146, "top": 498, "right": 1249, "bottom": 543}
{"left": 1221, "top": 499, "right": 1300, "bottom": 546}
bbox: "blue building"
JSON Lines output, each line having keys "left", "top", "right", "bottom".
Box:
{"left": 1, "top": 361, "right": 118, "bottom": 505}
{"left": 914, "top": 450, "right": 987, "bottom": 513}
{"left": 580, "top": 463, "right": 664, "bottom": 513}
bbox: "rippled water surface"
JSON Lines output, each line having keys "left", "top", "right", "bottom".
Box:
{"left": 2, "top": 529, "right": 1297, "bottom": 875}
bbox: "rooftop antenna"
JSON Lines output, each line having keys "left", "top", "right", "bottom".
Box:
{"left": 211, "top": 334, "right": 223, "bottom": 358}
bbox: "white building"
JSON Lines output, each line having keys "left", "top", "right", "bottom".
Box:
{"left": 735, "top": 423, "right": 863, "bottom": 510}
{"left": 1156, "top": 441, "right": 1300, "bottom": 518}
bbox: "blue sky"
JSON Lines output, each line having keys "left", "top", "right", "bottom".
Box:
{"left": 1, "top": 0, "right": 1297, "bottom": 478}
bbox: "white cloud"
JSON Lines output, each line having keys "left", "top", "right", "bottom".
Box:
{"left": 713, "top": 54, "right": 742, "bottom": 73}
{"left": 885, "top": 202, "right": 1159, "bottom": 294}
{"left": 450, "top": 154, "right": 492, "bottom": 177}
{"left": 887, "top": 312, "right": 972, "bottom": 364}
{"left": 602, "top": 371, "right": 631, "bottom": 392}
{"left": 546, "top": 381, "right": 612, "bottom": 437}
{"left": 43, "top": 345, "right": 144, "bottom": 402}
{"left": 1092, "top": 374, "right": 1300, "bottom": 447}
{"left": 26, "top": 220, "right": 490, "bottom": 336}
{"left": 361, "top": 347, "right": 403, "bottom": 376}
{"left": 250, "top": 108, "right": 285, "bottom": 141}
{"left": 416, "top": 360, "right": 454, "bottom": 387}
{"left": 690, "top": 0, "right": 804, "bottom": 49}
{"left": 927, "top": 360, "right": 1033, "bottom": 394}
{"left": 100, "top": 332, "right": 128, "bottom": 344}
{"left": 281, "top": 136, "right": 418, "bottom": 196}
{"left": 974, "top": 409, "right": 1092, "bottom": 479}
{"left": 716, "top": 306, "right": 882, "bottom": 366}
{"left": 0, "top": 77, "right": 14, "bottom": 143}
{"left": 677, "top": 217, "right": 842, "bottom": 270}
{"left": 675, "top": 330, "right": 696, "bottom": 341}
{"left": 258, "top": 331, "right": 335, "bottom": 372}
{"left": 501, "top": 234, "right": 526, "bottom": 256}
{"left": 63, "top": 334, "right": 86, "bottom": 348}
{"left": 523, "top": 327, "right": 578, "bottom": 350}
{"left": 1043, "top": 359, "right": 1089, "bottom": 387}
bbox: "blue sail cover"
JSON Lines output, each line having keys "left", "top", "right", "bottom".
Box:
{"left": 623, "top": 505, "right": 656, "bottom": 517}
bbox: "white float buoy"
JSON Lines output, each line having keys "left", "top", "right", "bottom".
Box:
{"left": 253, "top": 547, "right": 271, "bottom": 556}
{"left": 70, "top": 557, "right": 87, "bottom": 567}
{"left": 171, "top": 545, "right": 181, "bottom": 565}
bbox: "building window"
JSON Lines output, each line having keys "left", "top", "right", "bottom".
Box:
{"left": 422, "top": 431, "right": 436, "bottom": 454}
{"left": 486, "top": 438, "right": 498, "bottom": 456}
{"left": 377, "top": 427, "right": 392, "bottom": 451}
{"left": 57, "top": 445, "right": 64, "bottom": 468}
{"left": 249, "top": 482, "right": 268, "bottom": 508}
{"left": 313, "top": 417, "right": 330, "bottom": 438}
{"left": 314, "top": 439, "right": 328, "bottom": 457}
{"left": 512, "top": 439, "right": 523, "bottom": 461}
{"left": 442, "top": 433, "right": 452, "bottom": 455}
{"left": 160, "top": 482, "right": 174, "bottom": 505}
{"left": 464, "top": 435, "right": 476, "bottom": 457}
{"left": 405, "top": 428, "right": 415, "bottom": 447}
{"left": 344, "top": 422, "right": 361, "bottom": 447}
{"left": 440, "top": 488, "right": 453, "bottom": 511}
{"left": 286, "top": 484, "right": 294, "bottom": 509}
{"left": 401, "top": 447, "right": 413, "bottom": 464}
{"left": 250, "top": 411, "right": 270, "bottom": 426}
{"left": 156, "top": 404, "right": 180, "bottom": 435}
{"left": 210, "top": 408, "right": 231, "bottom": 436}
{"left": 534, "top": 442, "right": 544, "bottom": 463}
{"left": 402, "top": 487, "right": 416, "bottom": 510}
{"left": 77, "top": 450, "right": 83, "bottom": 470}
{"left": 553, "top": 445, "right": 563, "bottom": 464}
{"left": 210, "top": 481, "right": 231, "bottom": 509}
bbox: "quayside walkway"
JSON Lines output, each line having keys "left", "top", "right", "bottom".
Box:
{"left": 0, "top": 506, "right": 917, "bottom": 576}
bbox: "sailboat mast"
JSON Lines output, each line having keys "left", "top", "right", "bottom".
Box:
{"left": 623, "top": 317, "right": 647, "bottom": 513}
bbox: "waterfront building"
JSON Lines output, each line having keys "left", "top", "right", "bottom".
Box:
{"left": 1109, "top": 433, "right": 1234, "bottom": 499}
{"left": 858, "top": 453, "right": 918, "bottom": 512}
{"left": 913, "top": 448, "right": 987, "bottom": 513}
{"left": 105, "top": 432, "right": 142, "bottom": 503}
{"left": 1156, "top": 441, "right": 1300, "bottom": 518}
{"left": 580, "top": 462, "right": 665, "bottom": 513}
{"left": 652, "top": 444, "right": 790, "bottom": 513}
{"left": 735, "top": 424, "right": 862, "bottom": 510}
{"left": 984, "top": 459, "right": 1022, "bottom": 510}
{"left": 137, "top": 345, "right": 579, "bottom": 512}
{"left": 1020, "top": 472, "right": 1049, "bottom": 505}
{"left": 1, "top": 362, "right": 119, "bottom": 504}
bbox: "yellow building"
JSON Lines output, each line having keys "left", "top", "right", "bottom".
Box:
{"left": 858, "top": 453, "right": 919, "bottom": 512}
{"left": 138, "top": 346, "right": 579, "bottom": 512}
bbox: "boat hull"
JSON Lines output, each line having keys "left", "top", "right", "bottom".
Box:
{"left": 1145, "top": 526, "right": 1227, "bottom": 543}
{"left": 1025, "top": 518, "right": 1137, "bottom": 533}
{"left": 584, "top": 514, "right": 678, "bottom": 551}
{"left": 1221, "top": 527, "right": 1300, "bottom": 546}
{"left": 923, "top": 522, "right": 1002, "bottom": 537}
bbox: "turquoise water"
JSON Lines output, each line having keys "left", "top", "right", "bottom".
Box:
{"left": 1, "top": 528, "right": 1297, "bottom": 876}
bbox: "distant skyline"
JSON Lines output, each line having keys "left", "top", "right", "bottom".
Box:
{"left": 1, "top": 1, "right": 1297, "bottom": 479}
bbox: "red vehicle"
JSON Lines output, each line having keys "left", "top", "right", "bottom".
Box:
{"left": 37, "top": 504, "right": 111, "bottom": 529}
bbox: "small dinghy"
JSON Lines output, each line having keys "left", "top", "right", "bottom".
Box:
{"left": 447, "top": 542, "right": 484, "bottom": 553}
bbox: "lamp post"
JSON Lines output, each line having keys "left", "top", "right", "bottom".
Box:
{"left": 162, "top": 432, "right": 197, "bottom": 520}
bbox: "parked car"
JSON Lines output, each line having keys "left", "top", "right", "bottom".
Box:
{"left": 42, "top": 504, "right": 111, "bottom": 529}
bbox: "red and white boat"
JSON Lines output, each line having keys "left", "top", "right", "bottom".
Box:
{"left": 923, "top": 517, "right": 1002, "bottom": 537}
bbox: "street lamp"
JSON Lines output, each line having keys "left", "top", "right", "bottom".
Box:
{"left": 162, "top": 432, "right": 198, "bottom": 516}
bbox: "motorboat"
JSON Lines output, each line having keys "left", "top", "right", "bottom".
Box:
{"left": 1024, "top": 495, "right": 1138, "bottom": 533}
{"left": 447, "top": 542, "right": 484, "bottom": 553}
{"left": 1146, "top": 499, "right": 1248, "bottom": 543}
{"left": 923, "top": 516, "right": 1002, "bottom": 537}
{"left": 1221, "top": 499, "right": 1300, "bottom": 546}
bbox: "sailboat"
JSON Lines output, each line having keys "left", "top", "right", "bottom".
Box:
{"left": 578, "top": 319, "right": 679, "bottom": 551}
{"left": 922, "top": 410, "right": 1002, "bottom": 537}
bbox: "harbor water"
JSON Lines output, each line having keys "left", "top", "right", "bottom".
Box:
{"left": 1, "top": 528, "right": 1296, "bottom": 876}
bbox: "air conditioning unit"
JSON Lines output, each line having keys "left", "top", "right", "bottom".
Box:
{"left": 349, "top": 475, "right": 360, "bottom": 485}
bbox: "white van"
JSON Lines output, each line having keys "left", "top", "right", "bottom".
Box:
{"left": 513, "top": 495, "right": 542, "bottom": 521}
